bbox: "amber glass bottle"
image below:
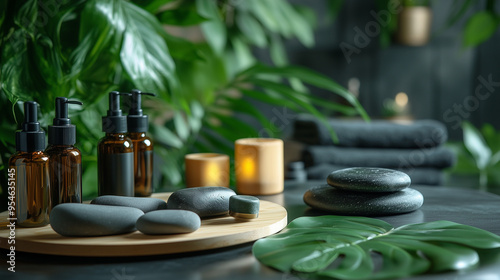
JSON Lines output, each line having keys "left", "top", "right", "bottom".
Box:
{"left": 45, "top": 97, "right": 83, "bottom": 208}
{"left": 8, "top": 101, "right": 50, "bottom": 227}
{"left": 127, "top": 90, "right": 156, "bottom": 197}
{"left": 128, "top": 132, "right": 153, "bottom": 196}
{"left": 98, "top": 92, "right": 134, "bottom": 196}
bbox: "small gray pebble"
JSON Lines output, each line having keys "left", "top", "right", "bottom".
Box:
{"left": 229, "top": 195, "right": 260, "bottom": 219}
{"left": 167, "top": 187, "right": 236, "bottom": 218}
{"left": 50, "top": 203, "right": 144, "bottom": 237}
{"left": 136, "top": 210, "right": 201, "bottom": 235}
{"left": 327, "top": 167, "right": 411, "bottom": 192}
{"left": 304, "top": 184, "right": 423, "bottom": 216}
{"left": 91, "top": 195, "right": 167, "bottom": 213}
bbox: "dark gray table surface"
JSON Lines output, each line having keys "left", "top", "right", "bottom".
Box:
{"left": 2, "top": 181, "right": 500, "bottom": 280}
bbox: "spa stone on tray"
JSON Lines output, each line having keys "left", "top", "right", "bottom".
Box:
{"left": 327, "top": 167, "right": 411, "bottom": 192}
{"left": 136, "top": 210, "right": 201, "bottom": 235}
{"left": 167, "top": 186, "right": 236, "bottom": 218}
{"left": 91, "top": 195, "right": 167, "bottom": 213}
{"left": 303, "top": 184, "right": 423, "bottom": 216}
{"left": 50, "top": 203, "right": 144, "bottom": 237}
{"left": 229, "top": 195, "right": 260, "bottom": 219}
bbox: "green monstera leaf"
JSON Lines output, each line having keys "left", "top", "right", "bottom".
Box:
{"left": 253, "top": 216, "right": 500, "bottom": 280}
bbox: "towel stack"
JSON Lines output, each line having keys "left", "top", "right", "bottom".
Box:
{"left": 293, "top": 115, "right": 456, "bottom": 185}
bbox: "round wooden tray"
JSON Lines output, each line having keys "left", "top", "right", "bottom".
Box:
{"left": 0, "top": 193, "right": 287, "bottom": 257}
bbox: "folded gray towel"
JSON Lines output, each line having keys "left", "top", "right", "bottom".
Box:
{"left": 293, "top": 115, "right": 448, "bottom": 148}
{"left": 306, "top": 164, "right": 445, "bottom": 186}
{"left": 302, "top": 145, "right": 456, "bottom": 169}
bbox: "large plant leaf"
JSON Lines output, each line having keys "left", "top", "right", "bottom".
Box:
{"left": 238, "top": 64, "right": 369, "bottom": 121}
{"left": 463, "top": 11, "right": 498, "bottom": 47}
{"left": 196, "top": 0, "right": 226, "bottom": 55}
{"left": 253, "top": 216, "right": 500, "bottom": 280}
{"left": 462, "top": 121, "right": 491, "bottom": 170}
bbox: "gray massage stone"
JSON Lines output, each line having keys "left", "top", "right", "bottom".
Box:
{"left": 167, "top": 187, "right": 236, "bottom": 218}
{"left": 327, "top": 167, "right": 411, "bottom": 192}
{"left": 229, "top": 195, "right": 260, "bottom": 219}
{"left": 303, "top": 184, "right": 423, "bottom": 216}
{"left": 136, "top": 210, "right": 201, "bottom": 235}
{"left": 91, "top": 195, "right": 167, "bottom": 213}
{"left": 50, "top": 203, "right": 144, "bottom": 237}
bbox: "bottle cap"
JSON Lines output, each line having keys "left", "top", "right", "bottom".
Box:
{"left": 127, "top": 89, "right": 156, "bottom": 133}
{"left": 16, "top": 101, "right": 45, "bottom": 152}
{"left": 48, "top": 97, "right": 83, "bottom": 146}
{"left": 102, "top": 91, "right": 131, "bottom": 133}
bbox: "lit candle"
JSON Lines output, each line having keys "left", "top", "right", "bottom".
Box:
{"left": 185, "top": 153, "right": 229, "bottom": 188}
{"left": 235, "top": 138, "right": 284, "bottom": 195}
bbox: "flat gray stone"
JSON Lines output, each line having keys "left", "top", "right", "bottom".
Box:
{"left": 91, "top": 195, "right": 167, "bottom": 213}
{"left": 136, "top": 210, "right": 201, "bottom": 235}
{"left": 327, "top": 167, "right": 411, "bottom": 192}
{"left": 303, "top": 185, "right": 423, "bottom": 216}
{"left": 229, "top": 195, "right": 260, "bottom": 219}
{"left": 167, "top": 187, "right": 236, "bottom": 218}
{"left": 50, "top": 203, "right": 144, "bottom": 237}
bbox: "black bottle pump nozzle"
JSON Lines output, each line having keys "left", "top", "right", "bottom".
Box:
{"left": 16, "top": 101, "right": 45, "bottom": 152}
{"left": 48, "top": 97, "right": 83, "bottom": 146}
{"left": 102, "top": 91, "right": 131, "bottom": 133}
{"left": 127, "top": 89, "right": 156, "bottom": 133}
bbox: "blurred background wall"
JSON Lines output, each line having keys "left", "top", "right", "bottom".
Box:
{"left": 255, "top": 0, "right": 500, "bottom": 140}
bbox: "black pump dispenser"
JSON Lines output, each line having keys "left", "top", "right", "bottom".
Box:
{"left": 48, "top": 97, "right": 83, "bottom": 146}
{"left": 16, "top": 101, "right": 45, "bottom": 152}
{"left": 102, "top": 91, "right": 130, "bottom": 133}
{"left": 127, "top": 89, "right": 156, "bottom": 133}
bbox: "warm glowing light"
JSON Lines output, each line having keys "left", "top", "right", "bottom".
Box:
{"left": 235, "top": 138, "right": 284, "bottom": 195}
{"left": 185, "top": 153, "right": 229, "bottom": 188}
{"left": 395, "top": 92, "right": 408, "bottom": 107}
{"left": 240, "top": 157, "right": 256, "bottom": 180}
{"left": 204, "top": 162, "right": 221, "bottom": 185}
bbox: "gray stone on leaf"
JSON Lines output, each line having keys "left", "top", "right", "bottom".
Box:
{"left": 229, "top": 195, "right": 260, "bottom": 219}
{"left": 91, "top": 195, "right": 167, "bottom": 213}
{"left": 50, "top": 203, "right": 144, "bottom": 237}
{"left": 303, "top": 184, "right": 423, "bottom": 216}
{"left": 167, "top": 187, "right": 236, "bottom": 218}
{"left": 136, "top": 210, "right": 201, "bottom": 235}
{"left": 327, "top": 167, "right": 411, "bottom": 192}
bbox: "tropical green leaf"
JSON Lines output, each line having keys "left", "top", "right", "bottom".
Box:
{"left": 238, "top": 64, "right": 369, "bottom": 121}
{"left": 326, "top": 0, "right": 344, "bottom": 21}
{"left": 462, "top": 121, "right": 491, "bottom": 170}
{"left": 253, "top": 216, "right": 500, "bottom": 280}
{"left": 463, "top": 11, "right": 498, "bottom": 47}
{"left": 236, "top": 12, "right": 267, "bottom": 48}
{"left": 118, "top": 0, "right": 177, "bottom": 97}
{"left": 151, "top": 123, "right": 183, "bottom": 149}
{"left": 0, "top": 0, "right": 8, "bottom": 32}
{"left": 444, "top": 0, "right": 473, "bottom": 29}
{"left": 196, "top": 0, "right": 226, "bottom": 55}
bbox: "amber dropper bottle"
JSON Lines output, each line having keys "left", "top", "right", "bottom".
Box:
{"left": 127, "top": 89, "right": 156, "bottom": 197}
{"left": 45, "top": 97, "right": 83, "bottom": 208}
{"left": 8, "top": 101, "right": 50, "bottom": 227}
{"left": 98, "top": 91, "right": 134, "bottom": 196}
